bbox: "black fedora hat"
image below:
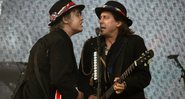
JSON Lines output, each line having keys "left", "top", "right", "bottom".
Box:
{"left": 95, "top": 1, "right": 132, "bottom": 27}
{"left": 48, "top": 0, "right": 85, "bottom": 26}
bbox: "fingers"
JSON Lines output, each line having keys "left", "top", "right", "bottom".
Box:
{"left": 114, "top": 77, "right": 120, "bottom": 82}
{"left": 114, "top": 82, "right": 125, "bottom": 94}
{"left": 113, "top": 77, "right": 127, "bottom": 94}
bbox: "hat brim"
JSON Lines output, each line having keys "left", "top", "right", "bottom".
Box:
{"left": 95, "top": 7, "right": 132, "bottom": 27}
{"left": 71, "top": 5, "right": 85, "bottom": 12}
{"left": 48, "top": 5, "right": 85, "bottom": 26}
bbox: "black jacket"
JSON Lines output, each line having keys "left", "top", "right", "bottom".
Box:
{"left": 23, "top": 29, "right": 79, "bottom": 99}
{"left": 79, "top": 34, "right": 151, "bottom": 99}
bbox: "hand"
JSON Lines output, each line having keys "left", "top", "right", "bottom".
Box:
{"left": 88, "top": 95, "right": 97, "bottom": 99}
{"left": 76, "top": 90, "right": 84, "bottom": 99}
{"left": 113, "top": 77, "right": 127, "bottom": 94}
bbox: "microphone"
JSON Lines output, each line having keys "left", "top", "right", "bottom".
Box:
{"left": 93, "top": 51, "right": 98, "bottom": 81}
{"left": 167, "top": 54, "right": 179, "bottom": 59}
{"left": 95, "top": 27, "right": 101, "bottom": 36}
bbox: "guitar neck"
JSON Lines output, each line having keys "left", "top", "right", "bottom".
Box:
{"left": 102, "top": 62, "right": 136, "bottom": 99}
{"left": 120, "top": 62, "right": 136, "bottom": 81}
{"left": 102, "top": 86, "right": 114, "bottom": 99}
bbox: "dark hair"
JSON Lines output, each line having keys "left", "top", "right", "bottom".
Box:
{"left": 112, "top": 12, "right": 134, "bottom": 36}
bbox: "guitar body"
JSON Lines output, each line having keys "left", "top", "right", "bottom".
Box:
{"left": 55, "top": 90, "right": 62, "bottom": 99}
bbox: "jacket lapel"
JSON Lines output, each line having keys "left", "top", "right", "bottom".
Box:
{"left": 106, "top": 36, "right": 128, "bottom": 78}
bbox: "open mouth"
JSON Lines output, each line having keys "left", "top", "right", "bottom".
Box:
{"left": 100, "top": 27, "right": 106, "bottom": 30}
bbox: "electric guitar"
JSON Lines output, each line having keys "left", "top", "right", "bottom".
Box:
{"left": 102, "top": 49, "right": 154, "bottom": 99}
{"left": 55, "top": 49, "right": 154, "bottom": 99}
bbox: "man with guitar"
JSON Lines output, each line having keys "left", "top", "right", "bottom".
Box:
{"left": 78, "top": 1, "right": 152, "bottom": 99}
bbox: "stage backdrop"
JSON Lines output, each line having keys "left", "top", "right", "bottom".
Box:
{"left": 0, "top": 0, "right": 185, "bottom": 99}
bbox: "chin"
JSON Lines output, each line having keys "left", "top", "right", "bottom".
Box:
{"left": 78, "top": 28, "right": 83, "bottom": 32}
{"left": 100, "top": 32, "right": 105, "bottom": 36}
{"left": 75, "top": 29, "right": 83, "bottom": 34}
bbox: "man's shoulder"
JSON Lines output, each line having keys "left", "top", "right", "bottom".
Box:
{"left": 127, "top": 34, "right": 144, "bottom": 41}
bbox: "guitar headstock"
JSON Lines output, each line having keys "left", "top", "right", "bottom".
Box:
{"left": 135, "top": 49, "right": 154, "bottom": 66}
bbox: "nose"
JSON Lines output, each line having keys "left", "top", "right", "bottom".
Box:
{"left": 80, "top": 15, "right": 83, "bottom": 21}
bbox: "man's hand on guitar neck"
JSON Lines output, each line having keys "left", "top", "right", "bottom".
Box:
{"left": 113, "top": 77, "right": 127, "bottom": 94}
{"left": 87, "top": 77, "right": 127, "bottom": 99}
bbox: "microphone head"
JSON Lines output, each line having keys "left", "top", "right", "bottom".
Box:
{"left": 95, "top": 27, "right": 101, "bottom": 36}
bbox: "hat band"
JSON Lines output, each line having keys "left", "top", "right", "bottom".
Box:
{"left": 103, "top": 5, "right": 126, "bottom": 17}
{"left": 50, "top": 2, "right": 75, "bottom": 22}
{"left": 58, "top": 2, "right": 75, "bottom": 16}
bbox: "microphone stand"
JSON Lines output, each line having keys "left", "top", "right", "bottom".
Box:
{"left": 173, "top": 57, "right": 185, "bottom": 88}
{"left": 96, "top": 28, "right": 102, "bottom": 99}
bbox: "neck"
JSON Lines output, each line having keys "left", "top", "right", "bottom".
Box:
{"left": 62, "top": 26, "right": 74, "bottom": 37}
{"left": 105, "top": 35, "right": 117, "bottom": 49}
{"left": 105, "top": 31, "right": 118, "bottom": 49}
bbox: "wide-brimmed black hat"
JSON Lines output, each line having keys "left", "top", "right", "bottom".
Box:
{"left": 48, "top": 0, "right": 85, "bottom": 26}
{"left": 95, "top": 1, "right": 132, "bottom": 27}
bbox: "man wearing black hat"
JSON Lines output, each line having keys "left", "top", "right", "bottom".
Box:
{"left": 20, "top": 0, "right": 85, "bottom": 99}
{"left": 79, "top": 1, "right": 151, "bottom": 99}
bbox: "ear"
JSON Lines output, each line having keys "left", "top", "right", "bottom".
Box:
{"left": 116, "top": 21, "right": 122, "bottom": 27}
{"left": 62, "top": 16, "right": 69, "bottom": 24}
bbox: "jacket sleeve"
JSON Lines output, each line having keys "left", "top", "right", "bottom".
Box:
{"left": 124, "top": 36, "right": 151, "bottom": 94}
{"left": 49, "top": 38, "right": 78, "bottom": 99}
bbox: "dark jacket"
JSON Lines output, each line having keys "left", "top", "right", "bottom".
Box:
{"left": 79, "top": 34, "right": 151, "bottom": 99}
{"left": 23, "top": 29, "right": 79, "bottom": 99}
